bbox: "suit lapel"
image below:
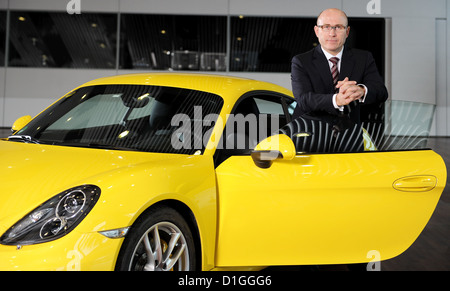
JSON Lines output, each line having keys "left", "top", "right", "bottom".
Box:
{"left": 339, "top": 48, "right": 355, "bottom": 81}
{"left": 339, "top": 48, "right": 358, "bottom": 115}
{"left": 312, "top": 46, "right": 356, "bottom": 92}
{"left": 312, "top": 46, "right": 334, "bottom": 92}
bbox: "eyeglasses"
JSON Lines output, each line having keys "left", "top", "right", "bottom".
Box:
{"left": 317, "top": 24, "right": 347, "bottom": 32}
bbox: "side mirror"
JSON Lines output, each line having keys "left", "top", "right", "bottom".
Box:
{"left": 251, "top": 134, "right": 296, "bottom": 168}
{"left": 11, "top": 115, "right": 32, "bottom": 133}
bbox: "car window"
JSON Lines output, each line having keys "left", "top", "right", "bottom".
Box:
{"left": 279, "top": 100, "right": 436, "bottom": 154}
{"left": 228, "top": 95, "right": 288, "bottom": 149}
{"left": 286, "top": 99, "right": 297, "bottom": 117}
{"left": 14, "top": 85, "right": 224, "bottom": 155}
{"left": 47, "top": 93, "right": 156, "bottom": 130}
{"left": 254, "top": 97, "right": 285, "bottom": 115}
{"left": 214, "top": 93, "right": 289, "bottom": 165}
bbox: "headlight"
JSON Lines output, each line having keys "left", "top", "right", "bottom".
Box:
{"left": 0, "top": 185, "right": 100, "bottom": 246}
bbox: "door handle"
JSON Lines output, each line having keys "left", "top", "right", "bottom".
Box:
{"left": 393, "top": 175, "right": 437, "bottom": 192}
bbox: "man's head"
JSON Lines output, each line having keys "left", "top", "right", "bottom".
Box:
{"left": 314, "top": 8, "right": 350, "bottom": 55}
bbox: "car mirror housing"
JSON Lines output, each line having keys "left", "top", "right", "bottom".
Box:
{"left": 11, "top": 115, "right": 32, "bottom": 133}
{"left": 251, "top": 134, "right": 296, "bottom": 168}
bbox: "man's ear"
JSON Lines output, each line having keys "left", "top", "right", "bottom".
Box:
{"left": 314, "top": 25, "right": 320, "bottom": 37}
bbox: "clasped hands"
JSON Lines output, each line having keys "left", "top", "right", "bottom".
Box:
{"left": 335, "top": 77, "right": 366, "bottom": 107}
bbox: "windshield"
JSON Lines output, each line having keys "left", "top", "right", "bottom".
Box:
{"left": 13, "top": 85, "right": 223, "bottom": 154}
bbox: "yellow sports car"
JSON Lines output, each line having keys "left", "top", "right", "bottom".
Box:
{"left": 0, "top": 73, "right": 446, "bottom": 271}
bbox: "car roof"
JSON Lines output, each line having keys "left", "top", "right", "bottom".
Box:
{"left": 79, "top": 73, "right": 293, "bottom": 104}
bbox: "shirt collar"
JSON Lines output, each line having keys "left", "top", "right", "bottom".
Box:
{"left": 321, "top": 46, "right": 344, "bottom": 61}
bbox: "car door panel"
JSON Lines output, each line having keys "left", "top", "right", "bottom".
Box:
{"left": 214, "top": 150, "right": 446, "bottom": 266}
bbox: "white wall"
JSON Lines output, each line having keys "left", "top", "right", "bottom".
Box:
{"left": 436, "top": 19, "right": 448, "bottom": 136}
{"left": 0, "top": 68, "right": 5, "bottom": 125}
{"left": 2, "top": 68, "right": 118, "bottom": 125}
{"left": 1, "top": 0, "right": 449, "bottom": 136}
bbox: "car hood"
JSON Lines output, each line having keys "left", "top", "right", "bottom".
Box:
{"left": 0, "top": 140, "right": 177, "bottom": 230}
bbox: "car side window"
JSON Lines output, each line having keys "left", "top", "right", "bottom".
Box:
{"left": 281, "top": 95, "right": 367, "bottom": 153}
{"left": 253, "top": 97, "right": 289, "bottom": 139}
{"left": 214, "top": 93, "right": 289, "bottom": 166}
{"left": 280, "top": 99, "right": 437, "bottom": 154}
{"left": 279, "top": 116, "right": 365, "bottom": 154}
{"left": 286, "top": 99, "right": 297, "bottom": 118}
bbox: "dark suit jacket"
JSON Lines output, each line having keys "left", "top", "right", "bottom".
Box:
{"left": 291, "top": 45, "right": 388, "bottom": 125}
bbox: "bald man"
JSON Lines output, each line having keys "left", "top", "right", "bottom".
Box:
{"left": 291, "top": 8, "right": 388, "bottom": 125}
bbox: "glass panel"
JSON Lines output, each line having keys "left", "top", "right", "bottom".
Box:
{"left": 8, "top": 11, "right": 117, "bottom": 68}
{"left": 0, "top": 10, "right": 5, "bottom": 66}
{"left": 119, "top": 14, "right": 227, "bottom": 71}
{"left": 280, "top": 101, "right": 436, "bottom": 154}
{"left": 346, "top": 18, "right": 386, "bottom": 81}
{"left": 380, "top": 101, "right": 436, "bottom": 150}
{"left": 230, "top": 16, "right": 316, "bottom": 72}
{"left": 254, "top": 97, "right": 284, "bottom": 115}
{"left": 280, "top": 116, "right": 366, "bottom": 153}
{"left": 3, "top": 12, "right": 385, "bottom": 74}
{"left": 13, "top": 85, "right": 224, "bottom": 155}
{"left": 230, "top": 16, "right": 385, "bottom": 73}
{"left": 220, "top": 96, "right": 288, "bottom": 155}
{"left": 286, "top": 100, "right": 297, "bottom": 116}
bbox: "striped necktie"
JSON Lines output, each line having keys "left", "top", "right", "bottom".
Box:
{"left": 330, "top": 57, "right": 339, "bottom": 92}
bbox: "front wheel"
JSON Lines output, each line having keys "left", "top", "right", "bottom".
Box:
{"left": 115, "top": 206, "right": 196, "bottom": 271}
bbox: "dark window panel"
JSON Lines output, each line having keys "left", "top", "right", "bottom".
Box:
{"left": 230, "top": 16, "right": 317, "bottom": 72}
{"left": 3, "top": 11, "right": 385, "bottom": 74}
{"left": 230, "top": 16, "right": 385, "bottom": 75}
{"left": 119, "top": 14, "right": 227, "bottom": 71}
{"left": 8, "top": 11, "right": 117, "bottom": 69}
{"left": 0, "top": 11, "right": 6, "bottom": 66}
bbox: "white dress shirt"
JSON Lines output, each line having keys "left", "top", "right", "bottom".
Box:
{"left": 321, "top": 46, "right": 368, "bottom": 111}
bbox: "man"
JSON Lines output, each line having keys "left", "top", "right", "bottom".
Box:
{"left": 291, "top": 8, "right": 388, "bottom": 126}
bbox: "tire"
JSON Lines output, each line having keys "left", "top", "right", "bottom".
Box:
{"left": 115, "top": 205, "right": 196, "bottom": 271}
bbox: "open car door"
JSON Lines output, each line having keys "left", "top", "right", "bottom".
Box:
{"left": 214, "top": 112, "right": 446, "bottom": 267}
